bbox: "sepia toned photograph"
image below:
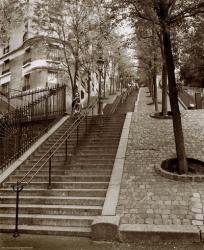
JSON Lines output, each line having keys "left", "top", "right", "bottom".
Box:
{"left": 0, "top": 0, "right": 204, "bottom": 249}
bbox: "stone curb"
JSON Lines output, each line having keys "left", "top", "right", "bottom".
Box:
{"left": 101, "top": 112, "right": 132, "bottom": 217}
{"left": 91, "top": 215, "right": 120, "bottom": 241}
{"left": 119, "top": 224, "right": 201, "bottom": 243}
{"left": 0, "top": 116, "right": 69, "bottom": 185}
{"left": 91, "top": 89, "right": 141, "bottom": 241}
{"left": 91, "top": 111, "right": 134, "bottom": 240}
{"left": 155, "top": 163, "right": 204, "bottom": 182}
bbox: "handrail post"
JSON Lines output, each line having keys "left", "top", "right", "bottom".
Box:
{"left": 13, "top": 183, "right": 23, "bottom": 237}
{"left": 65, "top": 136, "right": 68, "bottom": 162}
{"left": 48, "top": 152, "right": 52, "bottom": 189}
{"left": 77, "top": 124, "right": 79, "bottom": 145}
{"left": 85, "top": 113, "right": 88, "bottom": 132}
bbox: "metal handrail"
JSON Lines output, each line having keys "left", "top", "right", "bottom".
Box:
{"left": 12, "top": 99, "right": 98, "bottom": 237}
{"left": 19, "top": 115, "right": 83, "bottom": 185}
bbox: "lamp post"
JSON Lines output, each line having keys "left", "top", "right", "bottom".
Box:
{"left": 97, "top": 55, "right": 104, "bottom": 115}
{"left": 109, "top": 75, "right": 113, "bottom": 95}
{"left": 120, "top": 76, "right": 123, "bottom": 94}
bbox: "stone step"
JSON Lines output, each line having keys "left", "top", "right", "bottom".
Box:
{"left": 73, "top": 148, "right": 116, "bottom": 156}
{"left": 0, "top": 224, "right": 91, "bottom": 237}
{"left": 76, "top": 148, "right": 117, "bottom": 153}
{"left": 43, "top": 141, "right": 119, "bottom": 146}
{"left": 24, "top": 157, "right": 70, "bottom": 164}
{"left": 72, "top": 156, "right": 115, "bottom": 161}
{"left": 69, "top": 163, "right": 113, "bottom": 168}
{"left": 0, "top": 196, "right": 105, "bottom": 206}
{"left": 10, "top": 175, "right": 110, "bottom": 183}
{"left": 39, "top": 144, "right": 118, "bottom": 151}
{"left": 19, "top": 162, "right": 65, "bottom": 168}
{"left": 0, "top": 188, "right": 107, "bottom": 197}
{"left": 47, "top": 134, "right": 121, "bottom": 140}
{"left": 0, "top": 214, "right": 94, "bottom": 227}
{"left": 74, "top": 152, "right": 116, "bottom": 157}
{"left": 33, "top": 152, "right": 116, "bottom": 158}
{"left": 15, "top": 169, "right": 112, "bottom": 176}
{"left": 19, "top": 163, "right": 113, "bottom": 171}
{"left": 5, "top": 181, "right": 109, "bottom": 189}
{"left": 0, "top": 204, "right": 102, "bottom": 216}
{"left": 27, "top": 155, "right": 115, "bottom": 163}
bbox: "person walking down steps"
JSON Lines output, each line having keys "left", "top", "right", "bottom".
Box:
{"left": 72, "top": 93, "right": 82, "bottom": 119}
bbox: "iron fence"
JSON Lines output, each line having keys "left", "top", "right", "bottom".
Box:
{"left": 178, "top": 87, "right": 204, "bottom": 109}
{"left": 0, "top": 84, "right": 66, "bottom": 172}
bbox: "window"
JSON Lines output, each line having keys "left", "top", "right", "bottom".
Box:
{"left": 2, "top": 59, "right": 10, "bottom": 75}
{"left": 23, "top": 74, "right": 30, "bottom": 91}
{"left": 81, "top": 90, "right": 84, "bottom": 99}
{"left": 23, "top": 47, "right": 31, "bottom": 65}
{"left": 0, "top": 82, "right": 9, "bottom": 97}
{"left": 3, "top": 44, "right": 10, "bottom": 55}
{"left": 47, "top": 71, "right": 58, "bottom": 86}
{"left": 47, "top": 45, "right": 61, "bottom": 62}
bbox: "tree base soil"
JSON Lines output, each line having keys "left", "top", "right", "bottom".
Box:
{"left": 150, "top": 111, "right": 172, "bottom": 119}
{"left": 162, "top": 158, "right": 204, "bottom": 175}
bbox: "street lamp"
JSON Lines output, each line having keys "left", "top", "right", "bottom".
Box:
{"left": 120, "top": 75, "right": 123, "bottom": 94}
{"left": 109, "top": 74, "right": 115, "bottom": 95}
{"left": 97, "top": 55, "right": 104, "bottom": 115}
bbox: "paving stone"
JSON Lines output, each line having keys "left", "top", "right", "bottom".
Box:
{"left": 194, "top": 214, "right": 204, "bottom": 221}
{"left": 116, "top": 87, "right": 204, "bottom": 229}
{"left": 192, "top": 220, "right": 203, "bottom": 226}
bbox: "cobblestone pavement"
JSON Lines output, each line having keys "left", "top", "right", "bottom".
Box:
{"left": 116, "top": 87, "right": 204, "bottom": 226}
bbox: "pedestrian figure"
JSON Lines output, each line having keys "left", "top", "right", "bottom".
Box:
{"left": 72, "top": 93, "right": 82, "bottom": 119}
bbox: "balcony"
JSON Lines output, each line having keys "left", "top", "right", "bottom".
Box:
{"left": 2, "top": 69, "right": 10, "bottom": 75}
{"left": 23, "top": 58, "right": 31, "bottom": 66}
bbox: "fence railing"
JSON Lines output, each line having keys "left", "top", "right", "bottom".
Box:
{"left": 0, "top": 85, "right": 66, "bottom": 172}
{"left": 178, "top": 88, "right": 204, "bottom": 109}
{"left": 11, "top": 100, "right": 98, "bottom": 237}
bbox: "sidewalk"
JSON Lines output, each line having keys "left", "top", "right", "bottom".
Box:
{"left": 116, "top": 87, "right": 204, "bottom": 241}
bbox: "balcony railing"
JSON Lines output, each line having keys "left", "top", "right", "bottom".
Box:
{"left": 2, "top": 69, "right": 10, "bottom": 75}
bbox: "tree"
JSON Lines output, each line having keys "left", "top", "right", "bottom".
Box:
{"left": 180, "top": 16, "right": 204, "bottom": 87}
{"left": 0, "top": 0, "right": 25, "bottom": 46}
{"left": 33, "top": 0, "right": 100, "bottom": 106}
{"left": 109, "top": 0, "right": 204, "bottom": 174}
{"left": 33, "top": 0, "right": 119, "bottom": 110}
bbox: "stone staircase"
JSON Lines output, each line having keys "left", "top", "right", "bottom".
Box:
{"left": 0, "top": 114, "right": 125, "bottom": 236}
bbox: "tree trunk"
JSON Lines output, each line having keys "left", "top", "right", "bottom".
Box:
{"left": 148, "top": 76, "right": 153, "bottom": 97}
{"left": 103, "top": 67, "right": 107, "bottom": 98}
{"left": 162, "top": 63, "right": 168, "bottom": 116}
{"left": 152, "top": 27, "right": 158, "bottom": 112}
{"left": 109, "top": 77, "right": 112, "bottom": 95}
{"left": 158, "top": 32, "right": 168, "bottom": 116}
{"left": 153, "top": 70, "right": 158, "bottom": 112}
{"left": 162, "top": 25, "right": 188, "bottom": 174}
